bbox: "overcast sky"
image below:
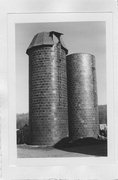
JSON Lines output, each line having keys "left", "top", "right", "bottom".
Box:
{"left": 16, "top": 21, "right": 106, "bottom": 114}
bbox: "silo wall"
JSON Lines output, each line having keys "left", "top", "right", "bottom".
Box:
{"left": 26, "top": 32, "right": 68, "bottom": 146}
{"left": 66, "top": 53, "right": 99, "bottom": 141}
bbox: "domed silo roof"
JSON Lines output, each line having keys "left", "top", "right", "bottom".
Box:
{"left": 26, "top": 31, "right": 68, "bottom": 55}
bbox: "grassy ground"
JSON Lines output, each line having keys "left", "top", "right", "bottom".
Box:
{"left": 17, "top": 138, "right": 107, "bottom": 158}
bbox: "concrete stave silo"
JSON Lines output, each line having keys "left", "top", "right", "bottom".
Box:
{"left": 66, "top": 53, "right": 99, "bottom": 141}
{"left": 26, "top": 31, "right": 68, "bottom": 146}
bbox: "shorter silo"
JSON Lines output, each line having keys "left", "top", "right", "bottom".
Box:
{"left": 66, "top": 53, "right": 99, "bottom": 141}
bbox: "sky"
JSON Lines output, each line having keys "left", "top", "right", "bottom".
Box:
{"left": 16, "top": 21, "right": 106, "bottom": 114}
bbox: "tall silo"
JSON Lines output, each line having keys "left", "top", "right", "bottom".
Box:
{"left": 66, "top": 53, "right": 99, "bottom": 141}
{"left": 26, "top": 31, "right": 68, "bottom": 146}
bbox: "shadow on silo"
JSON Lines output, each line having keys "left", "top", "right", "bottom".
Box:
{"left": 54, "top": 137, "right": 107, "bottom": 156}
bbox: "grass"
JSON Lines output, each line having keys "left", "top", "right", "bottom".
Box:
{"left": 17, "top": 138, "right": 107, "bottom": 158}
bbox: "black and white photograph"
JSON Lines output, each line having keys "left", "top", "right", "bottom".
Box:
{"left": 16, "top": 21, "right": 107, "bottom": 158}
{"left": 1, "top": 0, "right": 118, "bottom": 179}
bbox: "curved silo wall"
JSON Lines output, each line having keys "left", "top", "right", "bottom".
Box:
{"left": 27, "top": 32, "right": 68, "bottom": 146}
{"left": 66, "top": 53, "right": 99, "bottom": 140}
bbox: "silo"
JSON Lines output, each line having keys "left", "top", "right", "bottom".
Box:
{"left": 26, "top": 31, "right": 68, "bottom": 146}
{"left": 66, "top": 53, "right": 99, "bottom": 141}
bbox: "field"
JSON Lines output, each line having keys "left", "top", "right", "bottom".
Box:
{"left": 17, "top": 106, "right": 107, "bottom": 158}
{"left": 17, "top": 139, "right": 107, "bottom": 158}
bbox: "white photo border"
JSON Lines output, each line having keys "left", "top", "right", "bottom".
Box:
{"left": 0, "top": 1, "right": 118, "bottom": 180}
{"left": 0, "top": 0, "right": 116, "bottom": 178}
{"left": 8, "top": 13, "right": 114, "bottom": 168}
